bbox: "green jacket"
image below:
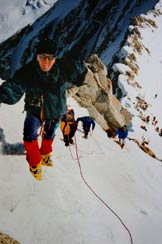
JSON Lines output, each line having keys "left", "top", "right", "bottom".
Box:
{"left": 0, "top": 57, "right": 87, "bottom": 120}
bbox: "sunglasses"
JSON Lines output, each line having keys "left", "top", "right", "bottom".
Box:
{"left": 38, "top": 54, "right": 55, "bottom": 61}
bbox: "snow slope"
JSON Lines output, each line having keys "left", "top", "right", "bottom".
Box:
{"left": 0, "top": 97, "right": 162, "bottom": 244}
{"left": 0, "top": 0, "right": 58, "bottom": 42}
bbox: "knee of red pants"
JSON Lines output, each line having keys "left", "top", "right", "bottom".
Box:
{"left": 40, "top": 138, "right": 54, "bottom": 155}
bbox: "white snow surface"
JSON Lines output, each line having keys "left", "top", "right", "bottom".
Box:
{"left": 0, "top": 1, "right": 162, "bottom": 244}
{"left": 0, "top": 0, "right": 58, "bottom": 42}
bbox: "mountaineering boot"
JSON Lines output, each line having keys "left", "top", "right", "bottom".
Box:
{"left": 83, "top": 135, "right": 88, "bottom": 139}
{"left": 121, "top": 143, "right": 124, "bottom": 149}
{"left": 24, "top": 140, "right": 42, "bottom": 180}
{"left": 69, "top": 138, "right": 74, "bottom": 144}
{"left": 29, "top": 162, "right": 42, "bottom": 180}
{"left": 41, "top": 153, "right": 54, "bottom": 167}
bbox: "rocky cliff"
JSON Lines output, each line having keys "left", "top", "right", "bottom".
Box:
{"left": 67, "top": 54, "right": 132, "bottom": 132}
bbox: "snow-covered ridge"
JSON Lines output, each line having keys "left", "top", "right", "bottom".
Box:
{"left": 111, "top": 4, "right": 162, "bottom": 158}
{"left": 0, "top": 0, "right": 58, "bottom": 43}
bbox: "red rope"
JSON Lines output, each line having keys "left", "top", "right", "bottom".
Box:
{"left": 71, "top": 135, "right": 134, "bottom": 244}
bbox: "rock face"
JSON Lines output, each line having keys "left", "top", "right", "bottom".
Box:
{"left": 67, "top": 54, "right": 132, "bottom": 132}
{"left": 0, "top": 232, "right": 20, "bottom": 244}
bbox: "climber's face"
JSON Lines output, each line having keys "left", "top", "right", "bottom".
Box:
{"left": 37, "top": 53, "right": 56, "bottom": 72}
{"left": 123, "top": 125, "right": 127, "bottom": 131}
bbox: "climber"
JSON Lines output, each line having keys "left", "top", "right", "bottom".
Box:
{"left": 0, "top": 38, "right": 88, "bottom": 180}
{"left": 60, "top": 108, "right": 77, "bottom": 146}
{"left": 76, "top": 116, "right": 95, "bottom": 139}
{"left": 115, "top": 125, "right": 128, "bottom": 149}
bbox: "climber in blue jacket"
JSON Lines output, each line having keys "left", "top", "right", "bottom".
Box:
{"left": 115, "top": 125, "right": 128, "bottom": 149}
{"left": 76, "top": 116, "right": 95, "bottom": 139}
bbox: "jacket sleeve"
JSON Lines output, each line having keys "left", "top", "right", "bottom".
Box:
{"left": 76, "top": 117, "right": 83, "bottom": 123}
{"left": 125, "top": 130, "right": 128, "bottom": 138}
{"left": 0, "top": 70, "right": 26, "bottom": 105}
{"left": 59, "top": 57, "right": 88, "bottom": 86}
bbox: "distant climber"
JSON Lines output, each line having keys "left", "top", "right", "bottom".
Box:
{"left": 60, "top": 108, "right": 77, "bottom": 146}
{"left": 76, "top": 116, "right": 95, "bottom": 139}
{"left": 114, "top": 125, "right": 128, "bottom": 149}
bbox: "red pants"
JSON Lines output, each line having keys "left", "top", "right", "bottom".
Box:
{"left": 24, "top": 138, "right": 53, "bottom": 166}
